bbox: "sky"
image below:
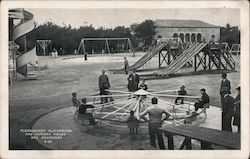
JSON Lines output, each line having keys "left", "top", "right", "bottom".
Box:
{"left": 26, "top": 8, "right": 240, "bottom": 29}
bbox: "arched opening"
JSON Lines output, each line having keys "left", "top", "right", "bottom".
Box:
{"left": 157, "top": 35, "right": 162, "bottom": 38}
{"left": 179, "top": 33, "right": 184, "bottom": 43}
{"left": 185, "top": 33, "right": 190, "bottom": 42}
{"left": 173, "top": 33, "right": 178, "bottom": 38}
{"left": 191, "top": 33, "right": 196, "bottom": 43}
{"left": 197, "top": 33, "right": 202, "bottom": 43}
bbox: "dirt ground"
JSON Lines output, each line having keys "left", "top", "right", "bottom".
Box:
{"left": 9, "top": 52, "right": 240, "bottom": 150}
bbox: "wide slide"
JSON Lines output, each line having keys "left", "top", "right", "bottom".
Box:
{"left": 155, "top": 43, "right": 207, "bottom": 76}
{"left": 129, "top": 42, "right": 167, "bottom": 70}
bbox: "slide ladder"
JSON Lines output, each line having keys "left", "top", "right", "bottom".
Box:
{"left": 129, "top": 42, "right": 167, "bottom": 70}
{"left": 9, "top": 9, "right": 37, "bottom": 78}
{"left": 155, "top": 43, "right": 207, "bottom": 75}
{"left": 208, "top": 47, "right": 235, "bottom": 70}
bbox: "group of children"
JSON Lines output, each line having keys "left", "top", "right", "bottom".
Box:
{"left": 174, "top": 85, "right": 210, "bottom": 113}
{"left": 50, "top": 48, "right": 58, "bottom": 58}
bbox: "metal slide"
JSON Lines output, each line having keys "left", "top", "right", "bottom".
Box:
{"left": 155, "top": 43, "right": 207, "bottom": 75}
{"left": 10, "top": 9, "right": 37, "bottom": 77}
{"left": 129, "top": 42, "right": 167, "bottom": 70}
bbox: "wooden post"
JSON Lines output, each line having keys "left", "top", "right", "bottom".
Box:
{"left": 194, "top": 54, "right": 197, "bottom": 71}
{"left": 204, "top": 52, "right": 207, "bottom": 70}
{"left": 167, "top": 133, "right": 174, "bottom": 150}
{"left": 43, "top": 41, "right": 46, "bottom": 56}
{"left": 83, "top": 40, "right": 86, "bottom": 55}
{"left": 201, "top": 141, "right": 213, "bottom": 149}
{"left": 218, "top": 50, "right": 221, "bottom": 70}
{"left": 168, "top": 50, "right": 171, "bottom": 65}
{"left": 208, "top": 51, "right": 211, "bottom": 70}
{"left": 106, "top": 38, "right": 110, "bottom": 54}
{"left": 185, "top": 137, "right": 192, "bottom": 149}
{"left": 24, "top": 35, "right": 27, "bottom": 53}
{"left": 159, "top": 51, "right": 161, "bottom": 68}
{"left": 83, "top": 40, "right": 87, "bottom": 60}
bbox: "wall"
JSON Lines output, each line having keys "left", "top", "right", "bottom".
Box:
{"left": 155, "top": 27, "right": 220, "bottom": 43}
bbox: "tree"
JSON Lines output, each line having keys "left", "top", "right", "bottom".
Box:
{"left": 220, "top": 23, "right": 240, "bottom": 47}
{"left": 28, "top": 19, "right": 157, "bottom": 55}
{"left": 133, "top": 20, "right": 156, "bottom": 47}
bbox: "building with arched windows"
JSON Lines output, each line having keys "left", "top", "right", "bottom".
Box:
{"left": 154, "top": 19, "right": 220, "bottom": 43}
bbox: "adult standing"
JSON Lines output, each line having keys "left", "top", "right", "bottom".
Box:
{"left": 220, "top": 73, "right": 231, "bottom": 97}
{"left": 124, "top": 57, "right": 129, "bottom": 74}
{"left": 140, "top": 97, "right": 170, "bottom": 149}
{"left": 99, "top": 69, "right": 111, "bottom": 104}
{"left": 233, "top": 87, "right": 241, "bottom": 133}
{"left": 220, "top": 73, "right": 231, "bottom": 129}
{"left": 127, "top": 69, "right": 140, "bottom": 92}
{"left": 222, "top": 88, "right": 234, "bottom": 132}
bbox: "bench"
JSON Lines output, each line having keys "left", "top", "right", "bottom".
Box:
{"left": 159, "top": 125, "right": 240, "bottom": 150}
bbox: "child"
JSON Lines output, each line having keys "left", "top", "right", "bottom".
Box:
{"left": 194, "top": 88, "right": 210, "bottom": 111}
{"left": 79, "top": 98, "right": 95, "bottom": 114}
{"left": 175, "top": 85, "right": 187, "bottom": 104}
{"left": 72, "top": 92, "right": 81, "bottom": 111}
{"left": 127, "top": 110, "right": 139, "bottom": 134}
{"left": 139, "top": 80, "right": 148, "bottom": 91}
{"left": 79, "top": 97, "right": 97, "bottom": 125}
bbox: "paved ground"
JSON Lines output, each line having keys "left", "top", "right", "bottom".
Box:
{"left": 9, "top": 52, "right": 240, "bottom": 149}
{"left": 31, "top": 103, "right": 236, "bottom": 150}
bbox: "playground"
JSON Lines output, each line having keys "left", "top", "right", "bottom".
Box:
{"left": 9, "top": 52, "right": 240, "bottom": 150}
{"left": 8, "top": 8, "right": 241, "bottom": 151}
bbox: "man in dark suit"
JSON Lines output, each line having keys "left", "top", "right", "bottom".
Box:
{"left": 127, "top": 69, "right": 140, "bottom": 92}
{"left": 222, "top": 88, "right": 235, "bottom": 132}
{"left": 233, "top": 86, "right": 241, "bottom": 133}
{"left": 220, "top": 73, "right": 231, "bottom": 128}
{"left": 99, "top": 69, "right": 111, "bottom": 104}
{"left": 220, "top": 73, "right": 231, "bottom": 102}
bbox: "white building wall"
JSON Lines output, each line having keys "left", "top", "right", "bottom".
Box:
{"left": 155, "top": 27, "right": 220, "bottom": 42}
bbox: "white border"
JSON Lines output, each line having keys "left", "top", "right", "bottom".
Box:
{"left": 0, "top": 1, "right": 249, "bottom": 159}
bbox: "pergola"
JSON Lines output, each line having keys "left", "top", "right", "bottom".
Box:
{"left": 77, "top": 38, "right": 134, "bottom": 55}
